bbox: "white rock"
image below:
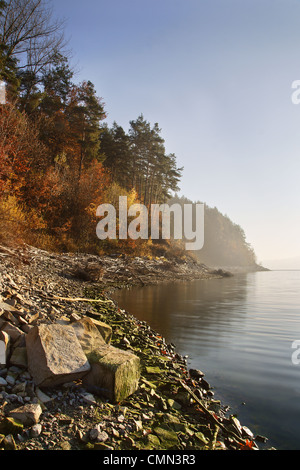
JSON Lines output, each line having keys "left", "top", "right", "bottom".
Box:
{"left": 97, "top": 431, "right": 109, "bottom": 443}
{"left": 81, "top": 393, "right": 97, "bottom": 405}
{"left": 30, "top": 423, "right": 42, "bottom": 438}
{"left": 36, "top": 387, "right": 53, "bottom": 404}
{"left": 9, "top": 403, "right": 42, "bottom": 426}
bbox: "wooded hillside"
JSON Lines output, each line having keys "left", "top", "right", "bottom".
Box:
{"left": 0, "top": 0, "right": 257, "bottom": 267}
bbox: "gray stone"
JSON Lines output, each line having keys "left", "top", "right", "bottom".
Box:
{"left": 35, "top": 387, "right": 53, "bottom": 404}
{"left": 30, "top": 423, "right": 42, "bottom": 438}
{"left": 90, "top": 425, "right": 101, "bottom": 441}
{"left": 21, "top": 324, "right": 34, "bottom": 334}
{"left": 9, "top": 403, "right": 43, "bottom": 426}
{"left": 90, "top": 425, "right": 109, "bottom": 443}
{"left": 81, "top": 392, "right": 97, "bottom": 405}
{"left": 6, "top": 374, "right": 16, "bottom": 386}
{"left": 10, "top": 347, "right": 28, "bottom": 368}
{"left": 26, "top": 324, "right": 91, "bottom": 388}
{"left": 0, "top": 377, "right": 7, "bottom": 386}
{"left": 70, "top": 313, "right": 81, "bottom": 323}
{"left": 0, "top": 322, "right": 24, "bottom": 343}
{"left": 71, "top": 317, "right": 107, "bottom": 356}
{"left": 89, "top": 318, "right": 112, "bottom": 344}
{"left": 83, "top": 344, "right": 140, "bottom": 403}
{"left": 97, "top": 431, "right": 109, "bottom": 443}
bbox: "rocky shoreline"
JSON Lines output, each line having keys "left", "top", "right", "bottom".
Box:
{"left": 0, "top": 244, "right": 271, "bottom": 451}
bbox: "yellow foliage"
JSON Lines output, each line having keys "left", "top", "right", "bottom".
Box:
{"left": 0, "top": 195, "right": 51, "bottom": 247}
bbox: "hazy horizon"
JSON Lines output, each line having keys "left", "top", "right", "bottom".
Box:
{"left": 262, "top": 255, "right": 300, "bottom": 271}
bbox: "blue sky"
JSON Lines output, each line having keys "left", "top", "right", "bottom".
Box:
{"left": 51, "top": 0, "right": 300, "bottom": 265}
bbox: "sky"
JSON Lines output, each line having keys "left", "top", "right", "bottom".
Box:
{"left": 51, "top": 0, "right": 300, "bottom": 267}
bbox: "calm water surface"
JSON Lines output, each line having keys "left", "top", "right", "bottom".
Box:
{"left": 112, "top": 270, "right": 300, "bottom": 450}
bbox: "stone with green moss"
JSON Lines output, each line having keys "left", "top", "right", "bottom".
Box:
{"left": 153, "top": 426, "right": 180, "bottom": 449}
{"left": 85, "top": 442, "right": 95, "bottom": 450}
{"left": 144, "top": 433, "right": 161, "bottom": 449}
{"left": 0, "top": 417, "right": 24, "bottom": 436}
{"left": 145, "top": 366, "right": 164, "bottom": 375}
{"left": 83, "top": 345, "right": 140, "bottom": 403}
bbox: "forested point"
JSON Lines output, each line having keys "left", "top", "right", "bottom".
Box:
{"left": 0, "top": 0, "right": 257, "bottom": 268}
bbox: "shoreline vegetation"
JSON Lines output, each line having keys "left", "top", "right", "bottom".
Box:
{"left": 0, "top": 243, "right": 272, "bottom": 452}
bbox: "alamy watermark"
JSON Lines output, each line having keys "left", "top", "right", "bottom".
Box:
{"left": 0, "top": 341, "right": 6, "bottom": 366}
{"left": 0, "top": 81, "right": 6, "bottom": 105}
{"left": 96, "top": 197, "right": 204, "bottom": 251}
{"left": 291, "top": 340, "right": 300, "bottom": 365}
{"left": 290, "top": 86, "right": 300, "bottom": 364}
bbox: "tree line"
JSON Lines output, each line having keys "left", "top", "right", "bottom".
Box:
{"left": 170, "top": 195, "right": 257, "bottom": 267}
{"left": 0, "top": 0, "right": 257, "bottom": 266}
{"left": 0, "top": 0, "right": 183, "bottom": 254}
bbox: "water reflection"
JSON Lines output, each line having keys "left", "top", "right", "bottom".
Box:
{"left": 112, "top": 275, "right": 250, "bottom": 358}
{"left": 112, "top": 271, "right": 300, "bottom": 450}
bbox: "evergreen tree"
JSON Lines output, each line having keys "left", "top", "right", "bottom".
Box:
{"left": 100, "top": 122, "right": 132, "bottom": 189}
{"left": 128, "top": 114, "right": 183, "bottom": 205}
{"left": 66, "top": 80, "right": 106, "bottom": 180}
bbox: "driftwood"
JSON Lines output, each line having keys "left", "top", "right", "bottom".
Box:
{"left": 41, "top": 294, "right": 114, "bottom": 304}
{"left": 179, "top": 380, "right": 251, "bottom": 447}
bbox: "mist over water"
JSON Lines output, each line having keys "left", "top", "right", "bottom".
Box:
{"left": 112, "top": 271, "right": 300, "bottom": 450}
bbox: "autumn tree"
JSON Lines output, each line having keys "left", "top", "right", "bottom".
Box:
{"left": 0, "top": 101, "right": 47, "bottom": 195}
{"left": 0, "top": 100, "right": 50, "bottom": 244}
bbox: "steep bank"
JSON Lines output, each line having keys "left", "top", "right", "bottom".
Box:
{"left": 0, "top": 244, "right": 270, "bottom": 451}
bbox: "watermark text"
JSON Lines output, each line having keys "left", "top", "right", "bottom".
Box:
{"left": 291, "top": 340, "right": 300, "bottom": 365}
{"left": 96, "top": 197, "right": 204, "bottom": 251}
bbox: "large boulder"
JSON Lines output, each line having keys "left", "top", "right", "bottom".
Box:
{"left": 26, "top": 324, "right": 91, "bottom": 388}
{"left": 82, "top": 344, "right": 140, "bottom": 403}
{"left": 70, "top": 317, "right": 110, "bottom": 356}
{"left": 88, "top": 318, "right": 112, "bottom": 345}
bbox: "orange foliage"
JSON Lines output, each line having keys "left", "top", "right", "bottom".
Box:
{"left": 0, "top": 102, "right": 47, "bottom": 198}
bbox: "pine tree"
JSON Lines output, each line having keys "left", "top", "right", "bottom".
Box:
{"left": 100, "top": 122, "right": 132, "bottom": 190}
{"left": 128, "top": 115, "right": 183, "bottom": 206}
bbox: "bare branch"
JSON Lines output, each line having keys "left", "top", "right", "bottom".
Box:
{"left": 0, "top": 0, "right": 68, "bottom": 73}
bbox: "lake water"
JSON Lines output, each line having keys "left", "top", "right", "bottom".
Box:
{"left": 112, "top": 270, "right": 300, "bottom": 450}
